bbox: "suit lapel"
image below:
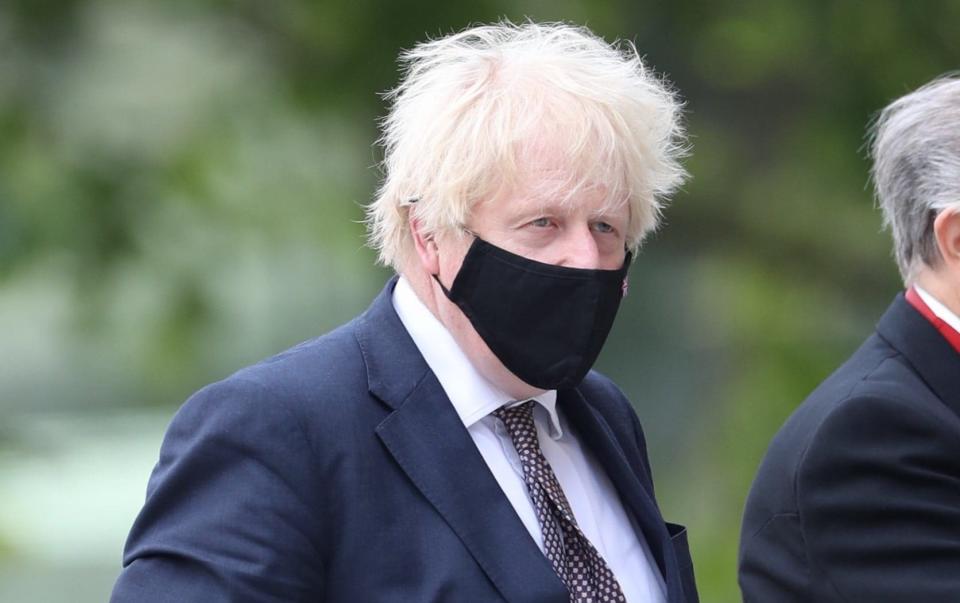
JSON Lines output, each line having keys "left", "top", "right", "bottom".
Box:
{"left": 560, "top": 387, "right": 686, "bottom": 603}
{"left": 876, "top": 293, "right": 960, "bottom": 420}
{"left": 355, "top": 278, "right": 567, "bottom": 603}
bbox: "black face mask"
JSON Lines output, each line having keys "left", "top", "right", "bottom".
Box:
{"left": 434, "top": 236, "right": 632, "bottom": 390}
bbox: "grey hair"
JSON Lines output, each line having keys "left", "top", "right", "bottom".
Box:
{"left": 870, "top": 74, "right": 960, "bottom": 283}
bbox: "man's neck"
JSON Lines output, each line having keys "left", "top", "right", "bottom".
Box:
{"left": 913, "top": 270, "right": 960, "bottom": 318}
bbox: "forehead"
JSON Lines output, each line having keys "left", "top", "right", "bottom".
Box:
{"left": 460, "top": 129, "right": 634, "bottom": 233}
{"left": 476, "top": 157, "right": 629, "bottom": 222}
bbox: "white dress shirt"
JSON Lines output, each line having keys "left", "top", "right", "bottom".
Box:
{"left": 392, "top": 276, "right": 666, "bottom": 602}
{"left": 915, "top": 285, "right": 960, "bottom": 333}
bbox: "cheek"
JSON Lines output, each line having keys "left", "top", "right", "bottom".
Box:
{"left": 486, "top": 230, "right": 554, "bottom": 263}
{"left": 598, "top": 246, "right": 629, "bottom": 270}
{"left": 436, "top": 236, "right": 472, "bottom": 280}
{"left": 438, "top": 252, "right": 464, "bottom": 286}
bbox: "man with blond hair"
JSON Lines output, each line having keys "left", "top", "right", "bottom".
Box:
{"left": 112, "top": 21, "right": 697, "bottom": 602}
{"left": 740, "top": 75, "right": 960, "bottom": 601}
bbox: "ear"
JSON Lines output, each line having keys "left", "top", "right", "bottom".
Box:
{"left": 933, "top": 208, "right": 960, "bottom": 272}
{"left": 410, "top": 216, "right": 440, "bottom": 275}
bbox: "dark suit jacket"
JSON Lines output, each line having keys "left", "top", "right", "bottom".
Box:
{"left": 739, "top": 293, "right": 960, "bottom": 602}
{"left": 111, "top": 277, "right": 697, "bottom": 603}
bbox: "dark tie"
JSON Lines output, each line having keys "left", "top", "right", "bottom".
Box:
{"left": 493, "top": 401, "right": 627, "bottom": 603}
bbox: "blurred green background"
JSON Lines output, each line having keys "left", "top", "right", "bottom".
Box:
{"left": 0, "top": 1, "right": 956, "bottom": 601}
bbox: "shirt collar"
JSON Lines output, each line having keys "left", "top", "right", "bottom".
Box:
{"left": 392, "top": 276, "right": 563, "bottom": 438}
{"left": 914, "top": 285, "right": 960, "bottom": 334}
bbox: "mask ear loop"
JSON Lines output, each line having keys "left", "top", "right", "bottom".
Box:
{"left": 427, "top": 222, "right": 480, "bottom": 296}
{"left": 620, "top": 247, "right": 633, "bottom": 297}
{"left": 458, "top": 225, "right": 480, "bottom": 240}
{"left": 432, "top": 273, "right": 453, "bottom": 297}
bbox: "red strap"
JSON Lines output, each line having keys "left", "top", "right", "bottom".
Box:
{"left": 905, "top": 287, "right": 960, "bottom": 355}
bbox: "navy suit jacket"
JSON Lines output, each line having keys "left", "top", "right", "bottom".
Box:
{"left": 739, "top": 294, "right": 960, "bottom": 601}
{"left": 112, "top": 278, "right": 698, "bottom": 602}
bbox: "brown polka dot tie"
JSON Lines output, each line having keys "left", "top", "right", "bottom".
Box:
{"left": 493, "top": 401, "right": 627, "bottom": 603}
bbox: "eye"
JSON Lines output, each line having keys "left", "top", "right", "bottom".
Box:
{"left": 529, "top": 217, "right": 552, "bottom": 228}
{"left": 592, "top": 221, "right": 615, "bottom": 234}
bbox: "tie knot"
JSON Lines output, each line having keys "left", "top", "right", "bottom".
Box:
{"left": 492, "top": 400, "right": 539, "bottom": 452}
{"left": 492, "top": 399, "right": 535, "bottom": 421}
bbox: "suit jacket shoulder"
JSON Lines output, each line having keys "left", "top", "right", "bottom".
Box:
{"left": 739, "top": 294, "right": 960, "bottom": 602}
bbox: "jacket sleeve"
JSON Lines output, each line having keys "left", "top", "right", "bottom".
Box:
{"left": 110, "top": 377, "right": 325, "bottom": 603}
{"left": 797, "top": 395, "right": 960, "bottom": 601}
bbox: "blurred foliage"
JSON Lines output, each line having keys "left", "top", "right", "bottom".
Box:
{"left": 0, "top": 1, "right": 957, "bottom": 601}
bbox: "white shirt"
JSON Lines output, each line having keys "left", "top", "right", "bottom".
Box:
{"left": 915, "top": 285, "right": 960, "bottom": 333}
{"left": 392, "top": 276, "right": 666, "bottom": 602}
